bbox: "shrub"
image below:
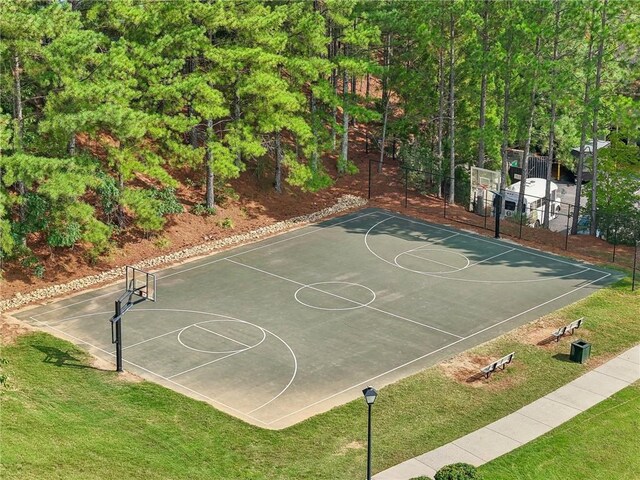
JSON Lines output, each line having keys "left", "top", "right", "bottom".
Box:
{"left": 409, "top": 476, "right": 433, "bottom": 480}
{"left": 47, "top": 221, "right": 82, "bottom": 248}
{"left": 337, "top": 155, "right": 359, "bottom": 175}
{"left": 153, "top": 236, "right": 171, "bottom": 249}
{"left": 434, "top": 463, "right": 481, "bottom": 480}
{"left": 191, "top": 203, "right": 217, "bottom": 216}
{"left": 217, "top": 217, "right": 234, "bottom": 229}
{"left": 147, "top": 187, "right": 183, "bottom": 216}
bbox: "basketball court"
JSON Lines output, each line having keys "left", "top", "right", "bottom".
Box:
{"left": 14, "top": 208, "right": 621, "bottom": 429}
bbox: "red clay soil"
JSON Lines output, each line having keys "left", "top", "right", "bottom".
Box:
{"left": 0, "top": 131, "right": 633, "bottom": 302}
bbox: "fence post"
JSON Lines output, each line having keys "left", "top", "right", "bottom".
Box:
{"left": 404, "top": 165, "right": 408, "bottom": 208}
{"left": 368, "top": 158, "right": 372, "bottom": 200}
{"left": 483, "top": 189, "right": 488, "bottom": 230}
{"left": 612, "top": 221, "right": 618, "bottom": 263}
{"left": 565, "top": 204, "right": 571, "bottom": 250}
{"left": 632, "top": 240, "right": 638, "bottom": 292}
{"left": 443, "top": 187, "right": 447, "bottom": 219}
{"left": 494, "top": 194, "right": 502, "bottom": 239}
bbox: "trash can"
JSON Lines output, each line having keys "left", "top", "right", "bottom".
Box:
{"left": 570, "top": 339, "right": 591, "bottom": 364}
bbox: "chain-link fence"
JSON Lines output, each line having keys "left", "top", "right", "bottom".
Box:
{"left": 368, "top": 159, "right": 640, "bottom": 280}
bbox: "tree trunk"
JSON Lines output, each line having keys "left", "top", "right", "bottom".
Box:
{"left": 340, "top": 68, "right": 349, "bottom": 170}
{"left": 330, "top": 23, "right": 338, "bottom": 150}
{"left": 448, "top": 11, "right": 456, "bottom": 205}
{"left": 12, "top": 54, "right": 26, "bottom": 228}
{"left": 116, "top": 170, "right": 125, "bottom": 228}
{"left": 310, "top": 90, "right": 319, "bottom": 173}
{"left": 205, "top": 119, "right": 215, "bottom": 209}
{"left": 590, "top": 0, "right": 607, "bottom": 236}
{"left": 544, "top": 0, "right": 561, "bottom": 228}
{"left": 478, "top": 0, "right": 490, "bottom": 168}
{"left": 517, "top": 36, "right": 541, "bottom": 221}
{"left": 274, "top": 131, "right": 283, "bottom": 193}
{"left": 571, "top": 10, "right": 596, "bottom": 235}
{"left": 365, "top": 73, "right": 370, "bottom": 153}
{"left": 12, "top": 55, "right": 23, "bottom": 150}
{"left": 187, "top": 58, "right": 198, "bottom": 149}
{"left": 68, "top": 135, "right": 76, "bottom": 156}
{"left": 378, "top": 33, "right": 391, "bottom": 172}
{"left": 499, "top": 1, "right": 513, "bottom": 212}
{"left": 234, "top": 90, "right": 242, "bottom": 167}
{"left": 437, "top": 30, "right": 445, "bottom": 198}
{"left": 378, "top": 97, "right": 389, "bottom": 173}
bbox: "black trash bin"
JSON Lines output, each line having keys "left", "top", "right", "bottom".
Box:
{"left": 570, "top": 339, "right": 591, "bottom": 364}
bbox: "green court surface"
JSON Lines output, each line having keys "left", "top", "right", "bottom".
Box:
{"left": 14, "top": 208, "right": 621, "bottom": 429}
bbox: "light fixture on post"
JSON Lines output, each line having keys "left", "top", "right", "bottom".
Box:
{"left": 362, "top": 386, "right": 378, "bottom": 480}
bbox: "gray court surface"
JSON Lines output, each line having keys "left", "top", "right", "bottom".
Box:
{"left": 14, "top": 208, "right": 622, "bottom": 429}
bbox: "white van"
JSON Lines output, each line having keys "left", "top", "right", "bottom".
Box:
{"left": 503, "top": 178, "right": 561, "bottom": 227}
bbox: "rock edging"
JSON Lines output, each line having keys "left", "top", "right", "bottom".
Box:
{"left": 1, "top": 195, "right": 368, "bottom": 313}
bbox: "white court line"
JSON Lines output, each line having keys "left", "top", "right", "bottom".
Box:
{"left": 401, "top": 248, "right": 516, "bottom": 273}
{"left": 27, "top": 210, "right": 380, "bottom": 320}
{"left": 24, "top": 208, "right": 619, "bottom": 426}
{"left": 158, "top": 210, "right": 380, "bottom": 280}
{"left": 265, "top": 270, "right": 612, "bottom": 426}
{"left": 225, "top": 258, "right": 463, "bottom": 339}
{"left": 124, "top": 308, "right": 299, "bottom": 416}
{"left": 365, "top": 215, "right": 598, "bottom": 283}
{"left": 27, "top": 308, "right": 299, "bottom": 426}
{"left": 384, "top": 213, "right": 612, "bottom": 275}
{"left": 24, "top": 314, "right": 264, "bottom": 422}
{"left": 402, "top": 251, "right": 461, "bottom": 270}
{"left": 123, "top": 326, "right": 186, "bottom": 350}
{"left": 29, "top": 289, "right": 117, "bottom": 320}
{"left": 168, "top": 350, "right": 246, "bottom": 379}
{"left": 194, "top": 324, "right": 252, "bottom": 348}
{"left": 468, "top": 248, "right": 516, "bottom": 267}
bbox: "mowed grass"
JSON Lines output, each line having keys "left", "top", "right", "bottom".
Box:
{"left": 1, "top": 278, "right": 638, "bottom": 480}
{"left": 479, "top": 382, "right": 640, "bottom": 480}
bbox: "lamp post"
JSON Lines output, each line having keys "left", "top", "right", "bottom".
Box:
{"left": 362, "top": 386, "right": 378, "bottom": 480}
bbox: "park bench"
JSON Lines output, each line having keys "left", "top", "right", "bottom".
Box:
{"left": 480, "top": 352, "right": 515, "bottom": 378}
{"left": 551, "top": 317, "right": 584, "bottom": 342}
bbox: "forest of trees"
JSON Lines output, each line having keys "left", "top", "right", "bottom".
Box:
{"left": 1, "top": 0, "right": 639, "bottom": 273}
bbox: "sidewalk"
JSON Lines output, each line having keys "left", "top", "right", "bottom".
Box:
{"left": 374, "top": 345, "right": 640, "bottom": 480}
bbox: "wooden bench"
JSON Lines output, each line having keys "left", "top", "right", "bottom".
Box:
{"left": 551, "top": 317, "right": 584, "bottom": 342}
{"left": 481, "top": 352, "right": 515, "bottom": 378}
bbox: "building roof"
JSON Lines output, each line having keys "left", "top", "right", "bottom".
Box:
{"left": 571, "top": 139, "right": 611, "bottom": 157}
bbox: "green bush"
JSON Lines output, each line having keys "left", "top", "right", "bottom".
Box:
{"left": 96, "top": 173, "right": 120, "bottom": 220}
{"left": 47, "top": 221, "right": 82, "bottom": 248}
{"left": 337, "top": 155, "right": 359, "bottom": 175}
{"left": 191, "top": 203, "right": 217, "bottom": 216}
{"left": 217, "top": 217, "right": 234, "bottom": 229}
{"left": 122, "top": 189, "right": 165, "bottom": 233}
{"left": 409, "top": 476, "right": 433, "bottom": 480}
{"left": 146, "top": 187, "right": 183, "bottom": 216}
{"left": 434, "top": 463, "right": 481, "bottom": 480}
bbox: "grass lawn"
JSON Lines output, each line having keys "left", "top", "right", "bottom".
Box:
{"left": 479, "top": 382, "right": 640, "bottom": 480}
{"left": 1, "top": 278, "right": 638, "bottom": 480}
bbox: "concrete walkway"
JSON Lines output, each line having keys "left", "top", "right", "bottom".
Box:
{"left": 374, "top": 345, "right": 640, "bottom": 480}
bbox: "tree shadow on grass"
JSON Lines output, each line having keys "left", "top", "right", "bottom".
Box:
{"left": 32, "top": 345, "right": 105, "bottom": 370}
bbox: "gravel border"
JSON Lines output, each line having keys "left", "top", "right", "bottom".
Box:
{"left": 1, "top": 195, "right": 368, "bottom": 313}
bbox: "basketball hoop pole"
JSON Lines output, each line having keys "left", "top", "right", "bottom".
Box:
{"left": 110, "top": 266, "right": 156, "bottom": 373}
{"left": 111, "top": 290, "right": 146, "bottom": 373}
{"left": 114, "top": 298, "right": 124, "bottom": 372}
